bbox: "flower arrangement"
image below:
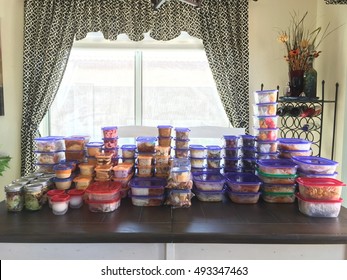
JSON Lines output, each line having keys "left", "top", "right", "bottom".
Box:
{"left": 277, "top": 11, "right": 335, "bottom": 72}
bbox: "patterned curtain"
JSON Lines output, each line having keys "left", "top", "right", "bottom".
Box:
{"left": 199, "top": 0, "right": 249, "bottom": 129}
{"left": 325, "top": 0, "right": 347, "bottom": 4}
{"left": 21, "top": 0, "right": 249, "bottom": 175}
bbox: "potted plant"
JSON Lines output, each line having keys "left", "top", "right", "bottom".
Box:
{"left": 0, "top": 152, "right": 11, "bottom": 176}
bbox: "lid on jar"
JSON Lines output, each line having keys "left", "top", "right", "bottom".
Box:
{"left": 5, "top": 183, "right": 23, "bottom": 192}
{"left": 101, "top": 126, "right": 118, "bottom": 130}
{"left": 136, "top": 136, "right": 157, "bottom": 142}
{"left": 157, "top": 125, "right": 173, "bottom": 129}
{"left": 206, "top": 145, "right": 222, "bottom": 150}
{"left": 51, "top": 194, "right": 70, "bottom": 203}
{"left": 189, "top": 144, "right": 206, "bottom": 150}
{"left": 32, "top": 178, "right": 50, "bottom": 187}
{"left": 47, "top": 189, "right": 65, "bottom": 197}
{"left": 86, "top": 142, "right": 104, "bottom": 148}
{"left": 24, "top": 183, "right": 43, "bottom": 192}
{"left": 12, "top": 178, "right": 31, "bottom": 185}
{"left": 121, "top": 144, "right": 137, "bottom": 150}
{"left": 67, "top": 189, "right": 85, "bottom": 196}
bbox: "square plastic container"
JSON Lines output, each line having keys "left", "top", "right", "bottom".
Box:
{"left": 174, "top": 127, "right": 190, "bottom": 139}
{"left": 254, "top": 127, "right": 279, "bottom": 141}
{"left": 65, "top": 150, "right": 85, "bottom": 162}
{"left": 277, "top": 138, "right": 311, "bottom": 151}
{"left": 241, "top": 147, "right": 256, "bottom": 158}
{"left": 129, "top": 177, "right": 166, "bottom": 196}
{"left": 64, "top": 136, "right": 85, "bottom": 151}
{"left": 137, "top": 155, "right": 153, "bottom": 166}
{"left": 190, "top": 157, "right": 206, "bottom": 168}
{"left": 254, "top": 89, "right": 278, "bottom": 104}
{"left": 103, "top": 137, "right": 119, "bottom": 149}
{"left": 121, "top": 144, "right": 137, "bottom": 158}
{"left": 223, "top": 135, "right": 240, "bottom": 148}
{"left": 257, "top": 159, "right": 298, "bottom": 175}
{"left": 240, "top": 134, "right": 256, "bottom": 148}
{"left": 34, "top": 136, "right": 65, "bottom": 152}
{"left": 157, "top": 125, "right": 173, "bottom": 137}
{"left": 155, "top": 155, "right": 171, "bottom": 165}
{"left": 296, "top": 193, "right": 343, "bottom": 218}
{"left": 225, "top": 172, "right": 262, "bottom": 193}
{"left": 297, "top": 177, "right": 345, "bottom": 200}
{"left": 253, "top": 115, "right": 278, "bottom": 129}
{"left": 256, "top": 152, "right": 279, "bottom": 160}
{"left": 253, "top": 102, "right": 278, "bottom": 116}
{"left": 73, "top": 175, "right": 93, "bottom": 190}
{"left": 101, "top": 126, "right": 118, "bottom": 138}
{"left": 53, "top": 163, "right": 73, "bottom": 179}
{"left": 206, "top": 145, "right": 222, "bottom": 158}
{"left": 170, "top": 166, "right": 191, "bottom": 183}
{"left": 78, "top": 163, "right": 95, "bottom": 176}
{"left": 35, "top": 151, "right": 65, "bottom": 164}
{"left": 135, "top": 165, "right": 154, "bottom": 177}
{"left": 158, "top": 136, "right": 173, "bottom": 147}
{"left": 175, "top": 138, "right": 190, "bottom": 149}
{"left": 279, "top": 149, "right": 312, "bottom": 159}
{"left": 256, "top": 140, "right": 278, "bottom": 153}
{"left": 207, "top": 158, "right": 221, "bottom": 168}
{"left": 291, "top": 156, "right": 338, "bottom": 174}
{"left": 227, "top": 190, "right": 260, "bottom": 204}
{"left": 130, "top": 193, "right": 165, "bottom": 206}
{"left": 298, "top": 171, "right": 338, "bottom": 179}
{"left": 262, "top": 192, "right": 295, "bottom": 203}
{"left": 154, "top": 164, "right": 171, "bottom": 177}
{"left": 87, "top": 197, "right": 121, "bottom": 212}
{"left": 261, "top": 183, "right": 296, "bottom": 193}
{"left": 174, "top": 147, "right": 189, "bottom": 158}
{"left": 166, "top": 189, "right": 193, "bottom": 208}
{"left": 257, "top": 169, "right": 298, "bottom": 184}
{"left": 224, "top": 147, "right": 240, "bottom": 158}
{"left": 136, "top": 136, "right": 157, "bottom": 153}
{"left": 192, "top": 173, "right": 225, "bottom": 191}
{"left": 155, "top": 146, "right": 171, "bottom": 156}
{"left": 194, "top": 188, "right": 225, "bottom": 202}
{"left": 85, "top": 181, "right": 121, "bottom": 201}
{"left": 224, "top": 157, "right": 240, "bottom": 169}
{"left": 113, "top": 163, "right": 134, "bottom": 178}
{"left": 86, "top": 142, "right": 103, "bottom": 157}
{"left": 189, "top": 145, "right": 206, "bottom": 158}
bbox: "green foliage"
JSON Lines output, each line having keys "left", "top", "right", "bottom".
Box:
{"left": 0, "top": 155, "right": 11, "bottom": 176}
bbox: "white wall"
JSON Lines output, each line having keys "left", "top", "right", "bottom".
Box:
{"left": 0, "top": 0, "right": 347, "bottom": 204}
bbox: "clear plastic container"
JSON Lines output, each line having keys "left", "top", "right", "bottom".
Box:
{"left": 165, "top": 189, "right": 193, "bottom": 208}
{"left": 262, "top": 192, "right": 295, "bottom": 203}
{"left": 279, "top": 149, "right": 312, "bottom": 159}
{"left": 155, "top": 145, "right": 171, "bottom": 156}
{"left": 257, "top": 159, "right": 298, "bottom": 175}
{"left": 86, "top": 142, "right": 103, "bottom": 157}
{"left": 296, "top": 193, "right": 343, "bottom": 218}
{"left": 223, "top": 157, "right": 240, "bottom": 169}
{"left": 193, "top": 173, "right": 225, "bottom": 191}
{"left": 78, "top": 163, "right": 95, "bottom": 176}
{"left": 35, "top": 150, "right": 65, "bottom": 164}
{"left": 227, "top": 190, "right": 260, "bottom": 204}
{"left": 256, "top": 140, "right": 278, "bottom": 153}
{"left": 121, "top": 144, "right": 137, "bottom": 158}
{"left": 241, "top": 147, "right": 256, "bottom": 158}
{"left": 5, "top": 183, "right": 24, "bottom": 212}
{"left": 174, "top": 147, "right": 189, "bottom": 158}
{"left": 101, "top": 126, "right": 118, "bottom": 138}
{"left": 207, "top": 158, "right": 221, "bottom": 169}
{"left": 256, "top": 152, "right": 279, "bottom": 160}
{"left": 136, "top": 136, "right": 157, "bottom": 153}
{"left": 47, "top": 189, "right": 65, "bottom": 208}
{"left": 257, "top": 169, "right": 298, "bottom": 184}
{"left": 73, "top": 175, "right": 93, "bottom": 190}
{"left": 65, "top": 150, "right": 85, "bottom": 162}
{"left": 254, "top": 127, "right": 279, "bottom": 141}
{"left": 137, "top": 155, "right": 153, "bottom": 166}
{"left": 51, "top": 194, "right": 70, "bottom": 215}
{"left": 253, "top": 102, "right": 278, "bottom": 116}
{"left": 297, "top": 177, "right": 345, "bottom": 200}
{"left": 130, "top": 193, "right": 164, "bottom": 206}
{"left": 171, "top": 158, "right": 191, "bottom": 168}
{"left": 85, "top": 181, "right": 121, "bottom": 201}
{"left": 53, "top": 163, "right": 73, "bottom": 179}
{"left": 155, "top": 155, "right": 170, "bottom": 165}
{"left": 67, "top": 189, "right": 85, "bottom": 209}
{"left": 277, "top": 138, "right": 311, "bottom": 151}
{"left": 136, "top": 165, "right": 154, "bottom": 177}
{"left": 190, "top": 157, "right": 206, "bottom": 168}
{"left": 291, "top": 156, "right": 338, "bottom": 174}
{"left": 64, "top": 136, "right": 85, "bottom": 151}
{"left": 170, "top": 166, "right": 191, "bottom": 183}
{"left": 223, "top": 135, "right": 240, "bottom": 148}
{"left": 35, "top": 163, "right": 56, "bottom": 173}
{"left": 240, "top": 134, "right": 256, "bottom": 147}
{"left": 157, "top": 125, "right": 173, "bottom": 137}
{"left": 189, "top": 145, "right": 206, "bottom": 158}
{"left": 158, "top": 136, "right": 173, "bottom": 147}
{"left": 87, "top": 197, "right": 121, "bottom": 212}
{"left": 113, "top": 163, "right": 134, "bottom": 178}
{"left": 34, "top": 136, "right": 65, "bottom": 152}
{"left": 94, "top": 164, "right": 113, "bottom": 180}
{"left": 174, "top": 127, "right": 190, "bottom": 139}
{"left": 154, "top": 164, "right": 171, "bottom": 178}
{"left": 224, "top": 147, "right": 240, "bottom": 158}
{"left": 253, "top": 115, "right": 278, "bottom": 129}
{"left": 129, "top": 177, "right": 166, "bottom": 196}
{"left": 254, "top": 89, "right": 278, "bottom": 104}
{"left": 206, "top": 145, "right": 222, "bottom": 158}
{"left": 112, "top": 172, "right": 133, "bottom": 188}
{"left": 24, "top": 183, "right": 44, "bottom": 211}
{"left": 174, "top": 138, "right": 190, "bottom": 149}
{"left": 262, "top": 183, "right": 296, "bottom": 193}
{"left": 52, "top": 176, "right": 73, "bottom": 190}
{"left": 194, "top": 188, "right": 225, "bottom": 202}
{"left": 298, "top": 171, "right": 338, "bottom": 179}
{"left": 225, "top": 172, "right": 262, "bottom": 193}
{"left": 102, "top": 137, "right": 119, "bottom": 149}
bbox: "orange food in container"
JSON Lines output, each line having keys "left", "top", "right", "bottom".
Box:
{"left": 73, "top": 175, "right": 93, "bottom": 190}
{"left": 65, "top": 150, "right": 85, "bottom": 162}
{"left": 121, "top": 144, "right": 137, "bottom": 158}
{"left": 78, "top": 163, "right": 95, "bottom": 176}
{"left": 101, "top": 126, "right": 118, "bottom": 138}
{"left": 137, "top": 155, "right": 153, "bottom": 166}
{"left": 136, "top": 136, "right": 157, "bottom": 153}
{"left": 86, "top": 142, "right": 104, "bottom": 157}
{"left": 64, "top": 136, "right": 85, "bottom": 151}
{"left": 53, "top": 163, "right": 73, "bottom": 179}
{"left": 257, "top": 159, "right": 298, "bottom": 175}
{"left": 227, "top": 190, "right": 260, "bottom": 204}
{"left": 157, "top": 125, "right": 173, "bottom": 137}
{"left": 52, "top": 177, "right": 73, "bottom": 190}
{"left": 254, "top": 89, "right": 278, "bottom": 104}
{"left": 253, "top": 102, "right": 278, "bottom": 116}
{"left": 35, "top": 151, "right": 65, "bottom": 164}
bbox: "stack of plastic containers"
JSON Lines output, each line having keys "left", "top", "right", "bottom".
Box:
{"left": 206, "top": 145, "right": 223, "bottom": 173}
{"left": 277, "top": 138, "right": 312, "bottom": 160}
{"left": 64, "top": 136, "right": 86, "bottom": 163}
{"left": 173, "top": 127, "right": 190, "bottom": 159}
{"left": 129, "top": 177, "right": 167, "bottom": 206}
{"left": 239, "top": 135, "right": 257, "bottom": 173}
{"left": 85, "top": 142, "right": 103, "bottom": 164}
{"left": 112, "top": 162, "right": 134, "bottom": 198}
{"left": 222, "top": 135, "right": 241, "bottom": 173}
{"left": 135, "top": 136, "right": 157, "bottom": 177}
{"left": 189, "top": 144, "right": 207, "bottom": 173}
{"left": 192, "top": 172, "right": 226, "bottom": 202}
{"left": 253, "top": 90, "right": 279, "bottom": 160}
{"left": 155, "top": 125, "right": 172, "bottom": 178}
{"left": 101, "top": 126, "right": 119, "bottom": 166}
{"left": 257, "top": 159, "right": 298, "bottom": 203}
{"left": 120, "top": 144, "right": 137, "bottom": 165}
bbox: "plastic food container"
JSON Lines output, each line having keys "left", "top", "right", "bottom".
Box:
{"left": 223, "top": 157, "right": 240, "bottom": 169}
{"left": 85, "top": 181, "right": 121, "bottom": 201}
{"left": 190, "top": 157, "right": 206, "bottom": 168}
{"left": 174, "top": 138, "right": 190, "bottom": 149}
{"left": 35, "top": 150, "right": 65, "bottom": 164}
{"left": 254, "top": 89, "right": 278, "bottom": 104}
{"left": 227, "top": 190, "right": 260, "bottom": 204}
{"left": 130, "top": 193, "right": 165, "bottom": 206}
{"left": 47, "top": 189, "right": 65, "bottom": 208}
{"left": 137, "top": 155, "right": 153, "bottom": 166}
{"left": 112, "top": 172, "right": 133, "bottom": 188}
{"left": 193, "top": 173, "right": 225, "bottom": 191}
{"left": 262, "top": 192, "right": 295, "bottom": 203}
{"left": 194, "top": 188, "right": 225, "bottom": 202}
{"left": 254, "top": 127, "right": 279, "bottom": 141}
{"left": 51, "top": 194, "right": 70, "bottom": 215}
{"left": 171, "top": 158, "right": 191, "bottom": 168}
{"left": 170, "top": 166, "right": 191, "bottom": 183}
{"left": 240, "top": 135, "right": 256, "bottom": 148}
{"left": 257, "top": 159, "right": 298, "bottom": 175}
{"left": 157, "top": 125, "right": 173, "bottom": 137}
{"left": 296, "top": 193, "right": 343, "bottom": 218}
{"left": 279, "top": 149, "right": 312, "bottom": 159}
{"left": 257, "top": 169, "right": 298, "bottom": 184}
{"left": 158, "top": 136, "right": 172, "bottom": 147}
{"left": 78, "top": 163, "right": 95, "bottom": 176}
{"left": 53, "top": 163, "right": 73, "bottom": 179}
{"left": 241, "top": 147, "right": 256, "bottom": 158}
{"left": 73, "top": 176, "right": 93, "bottom": 190}
{"left": 256, "top": 140, "right": 278, "bottom": 153}
{"left": 253, "top": 115, "right": 278, "bottom": 129}
{"left": 136, "top": 136, "right": 157, "bottom": 153}
{"left": 87, "top": 197, "right": 121, "bottom": 212}
{"left": 225, "top": 172, "right": 262, "bottom": 193}
{"left": 35, "top": 163, "right": 56, "bottom": 173}
{"left": 277, "top": 138, "right": 311, "bottom": 151}
{"left": 256, "top": 152, "right": 279, "bottom": 160}
{"left": 96, "top": 153, "right": 112, "bottom": 165}
{"left": 85, "top": 142, "right": 103, "bottom": 157}
{"left": 207, "top": 158, "right": 221, "bottom": 168}
{"left": 174, "top": 147, "right": 189, "bottom": 158}
{"left": 129, "top": 177, "right": 166, "bottom": 196}
{"left": 189, "top": 145, "right": 206, "bottom": 158}
{"left": 5, "top": 183, "right": 24, "bottom": 212}
{"left": 298, "top": 171, "right": 338, "bottom": 179}
{"left": 175, "top": 127, "right": 190, "bottom": 139}
{"left": 53, "top": 177, "right": 73, "bottom": 190}
{"left": 101, "top": 147, "right": 119, "bottom": 158}
{"left": 95, "top": 164, "right": 113, "bottom": 180}
{"left": 155, "top": 145, "right": 171, "bottom": 156}
{"left": 242, "top": 157, "right": 255, "bottom": 171}
{"left": 103, "top": 137, "right": 119, "bottom": 149}
{"left": 205, "top": 145, "right": 222, "bottom": 158}
{"left": 262, "top": 183, "right": 296, "bottom": 193}
{"left": 65, "top": 150, "right": 85, "bottom": 162}
{"left": 223, "top": 135, "right": 240, "bottom": 148}
{"left": 224, "top": 147, "right": 240, "bottom": 158}
{"left": 67, "top": 189, "right": 85, "bottom": 208}
{"left": 101, "top": 126, "right": 118, "bottom": 138}
{"left": 253, "top": 102, "right": 278, "bottom": 116}
{"left": 292, "top": 156, "right": 339, "bottom": 174}
{"left": 297, "top": 177, "right": 345, "bottom": 200}
{"left": 64, "top": 136, "right": 85, "bottom": 150}
{"left": 136, "top": 165, "right": 154, "bottom": 177}
{"left": 34, "top": 136, "right": 65, "bottom": 152}
{"left": 121, "top": 144, "right": 137, "bottom": 158}
{"left": 166, "top": 189, "right": 193, "bottom": 208}
{"left": 155, "top": 155, "right": 170, "bottom": 165}
{"left": 154, "top": 164, "right": 171, "bottom": 177}
{"left": 113, "top": 163, "right": 134, "bottom": 178}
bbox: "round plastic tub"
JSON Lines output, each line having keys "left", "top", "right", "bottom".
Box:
{"left": 51, "top": 194, "right": 70, "bottom": 215}
{"left": 291, "top": 156, "right": 339, "bottom": 174}
{"left": 52, "top": 177, "right": 73, "bottom": 190}
{"left": 193, "top": 173, "right": 225, "bottom": 191}
{"left": 225, "top": 172, "right": 261, "bottom": 193}
{"left": 53, "top": 163, "right": 73, "bottom": 179}
{"left": 67, "top": 189, "right": 85, "bottom": 208}
{"left": 254, "top": 89, "right": 278, "bottom": 104}
{"left": 257, "top": 159, "right": 298, "bottom": 175}
{"left": 277, "top": 138, "right": 311, "bottom": 151}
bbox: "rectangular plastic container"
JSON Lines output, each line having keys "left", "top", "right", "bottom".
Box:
{"left": 174, "top": 147, "right": 189, "bottom": 158}
{"left": 35, "top": 151, "right": 65, "bottom": 164}
{"left": 241, "top": 147, "right": 256, "bottom": 158}
{"left": 279, "top": 149, "right": 312, "bottom": 159}
{"left": 223, "top": 157, "right": 240, "bottom": 169}
{"left": 298, "top": 171, "right": 338, "bottom": 179}
{"left": 240, "top": 134, "right": 256, "bottom": 148}
{"left": 137, "top": 155, "right": 153, "bottom": 166}
{"left": 155, "top": 145, "right": 171, "bottom": 156}
{"left": 253, "top": 102, "right": 277, "bottom": 116}
{"left": 34, "top": 136, "right": 65, "bottom": 152}
{"left": 135, "top": 165, "right": 154, "bottom": 177}
{"left": 256, "top": 152, "right": 279, "bottom": 160}
{"left": 194, "top": 188, "right": 225, "bottom": 202}
{"left": 112, "top": 172, "right": 134, "bottom": 188}
{"left": 174, "top": 127, "right": 190, "bottom": 139}
{"left": 193, "top": 173, "right": 225, "bottom": 191}
{"left": 174, "top": 138, "right": 190, "bottom": 149}
{"left": 190, "top": 157, "right": 206, "bottom": 168}
{"left": 253, "top": 115, "right": 278, "bottom": 129}
{"left": 254, "top": 89, "right": 278, "bottom": 104}
{"left": 130, "top": 193, "right": 165, "bottom": 206}
{"left": 296, "top": 193, "right": 343, "bottom": 218}
{"left": 254, "top": 127, "right": 279, "bottom": 141}
{"left": 262, "top": 192, "right": 295, "bottom": 203}
{"left": 121, "top": 144, "right": 137, "bottom": 158}
{"left": 227, "top": 190, "right": 260, "bottom": 204}
{"left": 136, "top": 136, "right": 157, "bottom": 153}
{"left": 291, "top": 156, "right": 339, "bottom": 174}
{"left": 64, "top": 136, "right": 85, "bottom": 151}
{"left": 257, "top": 169, "right": 298, "bottom": 184}
{"left": 206, "top": 145, "right": 222, "bottom": 158}
{"left": 101, "top": 126, "right": 118, "bottom": 138}
{"left": 86, "top": 197, "right": 121, "bottom": 212}
{"left": 261, "top": 183, "right": 296, "bottom": 193}
{"left": 157, "top": 125, "right": 173, "bottom": 137}
{"left": 207, "top": 158, "right": 221, "bottom": 169}
{"left": 113, "top": 163, "right": 134, "bottom": 178}
{"left": 129, "top": 177, "right": 166, "bottom": 196}
{"left": 85, "top": 181, "right": 121, "bottom": 201}
{"left": 65, "top": 150, "right": 85, "bottom": 162}
{"left": 155, "top": 155, "right": 171, "bottom": 165}
{"left": 224, "top": 147, "right": 240, "bottom": 158}
{"left": 170, "top": 166, "right": 191, "bottom": 183}
{"left": 189, "top": 145, "right": 206, "bottom": 158}
{"left": 158, "top": 136, "right": 172, "bottom": 147}
{"left": 277, "top": 138, "right": 311, "bottom": 151}
{"left": 257, "top": 159, "right": 298, "bottom": 175}
{"left": 297, "top": 177, "right": 345, "bottom": 200}
{"left": 225, "top": 172, "right": 262, "bottom": 193}
{"left": 86, "top": 142, "right": 104, "bottom": 157}
{"left": 223, "top": 135, "right": 240, "bottom": 148}
{"left": 103, "top": 137, "right": 119, "bottom": 149}
{"left": 256, "top": 140, "right": 278, "bottom": 153}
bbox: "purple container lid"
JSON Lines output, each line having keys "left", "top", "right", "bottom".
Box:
{"left": 298, "top": 171, "right": 338, "bottom": 177}
{"left": 255, "top": 102, "right": 278, "bottom": 106}
{"left": 86, "top": 142, "right": 104, "bottom": 148}
{"left": 242, "top": 147, "right": 256, "bottom": 151}
{"left": 278, "top": 138, "right": 311, "bottom": 144}
{"left": 136, "top": 136, "right": 157, "bottom": 142}
{"left": 129, "top": 177, "right": 167, "bottom": 188}
{"left": 174, "top": 127, "right": 190, "bottom": 132}
{"left": 129, "top": 193, "right": 164, "bottom": 199}
{"left": 190, "top": 156, "right": 207, "bottom": 160}
{"left": 224, "top": 172, "right": 261, "bottom": 185}
{"left": 53, "top": 163, "right": 73, "bottom": 171}
{"left": 254, "top": 127, "right": 279, "bottom": 131}
{"left": 157, "top": 125, "right": 173, "bottom": 129}
{"left": 240, "top": 134, "right": 256, "bottom": 139}
{"left": 101, "top": 126, "right": 118, "bottom": 130}
{"left": 34, "top": 150, "right": 64, "bottom": 153}
{"left": 291, "top": 156, "right": 338, "bottom": 166}
{"left": 223, "top": 156, "right": 241, "bottom": 160}
{"left": 174, "top": 137, "right": 190, "bottom": 142}
{"left": 64, "top": 136, "right": 85, "bottom": 141}
{"left": 189, "top": 144, "right": 206, "bottom": 150}
{"left": 224, "top": 146, "right": 240, "bottom": 150}
{"left": 121, "top": 144, "right": 136, "bottom": 150}
{"left": 223, "top": 135, "right": 240, "bottom": 140}
{"left": 257, "top": 159, "right": 298, "bottom": 168}
{"left": 255, "top": 89, "right": 278, "bottom": 94}
{"left": 52, "top": 176, "right": 73, "bottom": 182}
{"left": 206, "top": 145, "right": 222, "bottom": 150}
{"left": 193, "top": 172, "right": 225, "bottom": 182}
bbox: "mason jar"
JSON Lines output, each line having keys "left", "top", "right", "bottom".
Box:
{"left": 5, "top": 183, "right": 24, "bottom": 212}
{"left": 24, "top": 183, "right": 44, "bottom": 211}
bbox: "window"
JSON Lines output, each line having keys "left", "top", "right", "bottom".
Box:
{"left": 44, "top": 32, "right": 230, "bottom": 140}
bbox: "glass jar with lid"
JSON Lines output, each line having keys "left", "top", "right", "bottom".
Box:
{"left": 24, "top": 183, "right": 44, "bottom": 211}
{"left": 5, "top": 183, "right": 24, "bottom": 212}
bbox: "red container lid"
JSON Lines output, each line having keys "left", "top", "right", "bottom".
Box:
{"left": 47, "top": 189, "right": 65, "bottom": 197}
{"left": 296, "top": 192, "right": 343, "bottom": 203}
{"left": 86, "top": 197, "right": 120, "bottom": 204}
{"left": 296, "top": 177, "right": 346, "bottom": 187}
{"left": 67, "top": 189, "right": 85, "bottom": 196}
{"left": 85, "top": 181, "right": 121, "bottom": 195}
{"left": 51, "top": 194, "right": 70, "bottom": 202}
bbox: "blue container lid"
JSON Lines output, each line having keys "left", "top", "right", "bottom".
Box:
{"left": 86, "top": 141, "right": 104, "bottom": 148}
{"left": 255, "top": 89, "right": 278, "bottom": 94}
{"left": 291, "top": 156, "right": 338, "bottom": 166}
{"left": 121, "top": 144, "right": 137, "bottom": 150}
{"left": 136, "top": 136, "right": 157, "bottom": 142}
{"left": 64, "top": 136, "right": 85, "bottom": 141}
{"left": 256, "top": 159, "right": 298, "bottom": 168}
{"left": 223, "top": 156, "right": 241, "bottom": 160}
{"left": 174, "top": 137, "right": 190, "bottom": 142}
{"left": 174, "top": 127, "right": 190, "bottom": 132}
{"left": 53, "top": 163, "right": 73, "bottom": 171}
{"left": 102, "top": 137, "right": 119, "bottom": 141}
{"left": 193, "top": 173, "right": 225, "bottom": 183}
{"left": 189, "top": 144, "right": 206, "bottom": 150}
{"left": 278, "top": 138, "right": 311, "bottom": 144}
{"left": 223, "top": 135, "right": 240, "bottom": 140}
{"left": 224, "top": 172, "right": 261, "bottom": 185}
{"left": 190, "top": 156, "right": 207, "bottom": 160}
{"left": 255, "top": 102, "right": 278, "bottom": 106}
{"left": 256, "top": 140, "right": 279, "bottom": 144}
{"left": 101, "top": 126, "right": 118, "bottom": 130}
{"left": 206, "top": 145, "right": 222, "bottom": 150}
{"left": 129, "top": 177, "right": 167, "bottom": 188}
{"left": 254, "top": 127, "right": 279, "bottom": 131}
{"left": 242, "top": 147, "right": 256, "bottom": 151}
{"left": 52, "top": 176, "right": 73, "bottom": 182}
{"left": 240, "top": 134, "right": 256, "bottom": 139}
{"left": 35, "top": 136, "right": 64, "bottom": 141}
{"left": 157, "top": 125, "right": 173, "bottom": 129}
{"left": 193, "top": 187, "right": 225, "bottom": 194}
{"left": 34, "top": 150, "right": 64, "bottom": 153}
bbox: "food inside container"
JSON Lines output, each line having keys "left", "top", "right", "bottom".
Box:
{"left": 155, "top": 145, "right": 171, "bottom": 156}
{"left": 113, "top": 163, "right": 134, "bottom": 178}
{"left": 207, "top": 158, "right": 221, "bottom": 168}
{"left": 189, "top": 145, "right": 206, "bottom": 158}
{"left": 158, "top": 136, "right": 172, "bottom": 147}
{"left": 170, "top": 166, "right": 191, "bottom": 183}
{"left": 24, "top": 183, "right": 44, "bottom": 211}
{"left": 193, "top": 172, "right": 225, "bottom": 191}
{"left": 262, "top": 192, "right": 295, "bottom": 203}
{"left": 224, "top": 157, "right": 240, "bottom": 169}
{"left": 154, "top": 164, "right": 171, "bottom": 178}
{"left": 223, "top": 135, "right": 240, "bottom": 148}
{"left": 52, "top": 176, "right": 73, "bottom": 190}
{"left": 253, "top": 102, "right": 278, "bottom": 116}
{"left": 224, "top": 147, "right": 240, "bottom": 158}
{"left": 298, "top": 171, "right": 338, "bottom": 179}
{"left": 85, "top": 181, "right": 121, "bottom": 201}
{"left": 64, "top": 136, "right": 85, "bottom": 151}
{"left": 291, "top": 156, "right": 338, "bottom": 174}
{"left": 174, "top": 127, "right": 190, "bottom": 139}
{"left": 78, "top": 163, "right": 95, "bottom": 176}
{"left": 51, "top": 194, "right": 70, "bottom": 215}
{"left": 94, "top": 164, "right": 113, "bottom": 180}
{"left": 254, "top": 89, "right": 278, "bottom": 103}
{"left": 206, "top": 145, "right": 222, "bottom": 158}
{"left": 155, "top": 155, "right": 170, "bottom": 165}
{"left": 257, "top": 159, "right": 298, "bottom": 175}
{"left": 101, "top": 147, "right": 119, "bottom": 158}
{"left": 5, "top": 184, "right": 24, "bottom": 212}
{"left": 35, "top": 151, "right": 65, "bottom": 164}
{"left": 136, "top": 165, "right": 154, "bottom": 177}
{"left": 279, "top": 149, "right": 312, "bottom": 158}
{"left": 296, "top": 193, "right": 343, "bottom": 218}
{"left": 86, "top": 197, "right": 121, "bottom": 212}
{"left": 157, "top": 125, "right": 173, "bottom": 137}
{"left": 73, "top": 175, "right": 93, "bottom": 190}
{"left": 256, "top": 152, "right": 279, "bottom": 160}
{"left": 136, "top": 136, "right": 157, "bottom": 153}
{"left": 34, "top": 136, "right": 65, "bottom": 152}
{"left": 130, "top": 193, "right": 165, "bottom": 206}
{"left": 296, "top": 177, "right": 345, "bottom": 200}
{"left": 65, "top": 150, "right": 85, "bottom": 162}
{"left": 277, "top": 138, "right": 311, "bottom": 151}
{"left": 174, "top": 147, "right": 189, "bottom": 158}
{"left": 86, "top": 142, "right": 104, "bottom": 157}
{"left": 241, "top": 147, "right": 256, "bottom": 158}
{"left": 175, "top": 138, "right": 190, "bottom": 149}
{"left": 190, "top": 157, "right": 206, "bottom": 168}
{"left": 240, "top": 134, "right": 256, "bottom": 147}
{"left": 112, "top": 172, "right": 133, "bottom": 188}
{"left": 256, "top": 169, "right": 298, "bottom": 184}
{"left": 226, "top": 190, "right": 260, "bottom": 204}
{"left": 137, "top": 155, "right": 153, "bottom": 166}
{"left": 261, "top": 183, "right": 296, "bottom": 193}
{"left": 254, "top": 127, "right": 279, "bottom": 141}
{"left": 53, "top": 163, "right": 73, "bottom": 179}
{"left": 165, "top": 189, "right": 193, "bottom": 208}
{"left": 102, "top": 137, "right": 119, "bottom": 149}
{"left": 101, "top": 126, "right": 118, "bottom": 138}
{"left": 35, "top": 163, "right": 56, "bottom": 173}
{"left": 194, "top": 188, "right": 225, "bottom": 202}
{"left": 121, "top": 144, "right": 137, "bottom": 158}
{"left": 47, "top": 189, "right": 65, "bottom": 208}
{"left": 95, "top": 153, "right": 112, "bottom": 165}
{"left": 67, "top": 189, "right": 85, "bottom": 208}
{"left": 225, "top": 172, "right": 261, "bottom": 193}
{"left": 171, "top": 158, "right": 191, "bottom": 168}
{"left": 253, "top": 115, "right": 278, "bottom": 129}
{"left": 256, "top": 140, "right": 278, "bottom": 153}
{"left": 129, "top": 177, "right": 166, "bottom": 196}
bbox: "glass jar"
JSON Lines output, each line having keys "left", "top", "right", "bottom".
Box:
{"left": 5, "top": 183, "right": 24, "bottom": 212}
{"left": 24, "top": 183, "right": 44, "bottom": 211}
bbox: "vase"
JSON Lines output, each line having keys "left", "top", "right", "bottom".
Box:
{"left": 288, "top": 70, "right": 305, "bottom": 97}
{"left": 304, "top": 59, "right": 317, "bottom": 98}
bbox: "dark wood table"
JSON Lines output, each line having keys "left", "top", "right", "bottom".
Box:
{"left": 1, "top": 197, "right": 347, "bottom": 245}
